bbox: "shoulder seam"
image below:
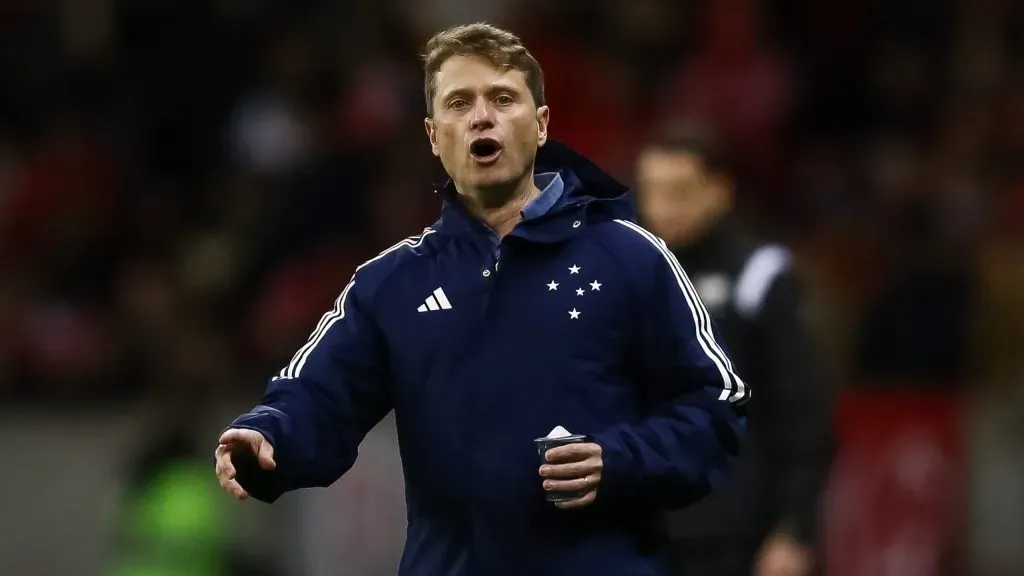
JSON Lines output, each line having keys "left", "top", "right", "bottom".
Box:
{"left": 585, "top": 219, "right": 646, "bottom": 283}
{"left": 274, "top": 227, "right": 436, "bottom": 381}
{"left": 367, "top": 227, "right": 441, "bottom": 313}
{"left": 359, "top": 227, "right": 437, "bottom": 275}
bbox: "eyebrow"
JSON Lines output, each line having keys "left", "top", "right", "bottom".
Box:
{"left": 439, "top": 81, "right": 523, "bottom": 103}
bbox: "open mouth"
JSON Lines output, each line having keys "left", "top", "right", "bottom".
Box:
{"left": 469, "top": 138, "right": 503, "bottom": 163}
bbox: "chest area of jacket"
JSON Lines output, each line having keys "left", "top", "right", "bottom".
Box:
{"left": 375, "top": 239, "right": 636, "bottom": 382}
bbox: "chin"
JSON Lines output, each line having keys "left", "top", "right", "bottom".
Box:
{"left": 467, "top": 168, "right": 517, "bottom": 189}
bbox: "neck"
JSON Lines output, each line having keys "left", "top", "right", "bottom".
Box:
{"left": 458, "top": 173, "right": 540, "bottom": 237}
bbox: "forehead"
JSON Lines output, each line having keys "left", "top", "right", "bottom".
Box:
{"left": 434, "top": 54, "right": 529, "bottom": 97}
{"left": 637, "top": 149, "right": 703, "bottom": 180}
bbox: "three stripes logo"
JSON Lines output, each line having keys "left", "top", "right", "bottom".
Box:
{"left": 417, "top": 287, "right": 453, "bottom": 312}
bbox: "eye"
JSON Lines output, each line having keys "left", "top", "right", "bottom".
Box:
{"left": 449, "top": 98, "right": 468, "bottom": 110}
{"left": 495, "top": 94, "right": 514, "bottom": 105}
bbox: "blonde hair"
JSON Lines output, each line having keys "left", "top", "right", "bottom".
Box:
{"left": 421, "top": 23, "right": 545, "bottom": 117}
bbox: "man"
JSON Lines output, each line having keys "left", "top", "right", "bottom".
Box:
{"left": 214, "top": 24, "right": 749, "bottom": 576}
{"left": 635, "top": 122, "right": 833, "bottom": 576}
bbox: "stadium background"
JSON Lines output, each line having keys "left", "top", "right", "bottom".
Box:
{"left": 1, "top": 0, "right": 1022, "bottom": 574}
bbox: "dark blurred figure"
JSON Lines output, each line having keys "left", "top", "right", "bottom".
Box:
{"left": 109, "top": 416, "right": 283, "bottom": 576}
{"left": 634, "top": 121, "right": 834, "bottom": 576}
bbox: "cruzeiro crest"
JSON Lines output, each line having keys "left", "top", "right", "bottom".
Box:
{"left": 545, "top": 264, "right": 602, "bottom": 320}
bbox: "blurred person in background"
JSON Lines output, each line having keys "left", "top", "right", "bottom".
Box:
{"left": 635, "top": 121, "right": 834, "bottom": 576}
{"left": 215, "top": 23, "right": 749, "bottom": 576}
{"left": 110, "top": 424, "right": 230, "bottom": 576}
{"left": 110, "top": 416, "right": 282, "bottom": 576}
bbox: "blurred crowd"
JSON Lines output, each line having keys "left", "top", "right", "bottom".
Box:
{"left": 1, "top": 0, "right": 1022, "bottom": 410}
{"left": 2, "top": 1, "right": 1023, "bottom": 574}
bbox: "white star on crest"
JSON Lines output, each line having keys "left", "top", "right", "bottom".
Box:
{"left": 547, "top": 281, "right": 559, "bottom": 291}
{"left": 568, "top": 265, "right": 580, "bottom": 274}
{"left": 590, "top": 281, "right": 602, "bottom": 291}
{"left": 568, "top": 308, "right": 581, "bottom": 319}
{"left": 575, "top": 287, "right": 585, "bottom": 296}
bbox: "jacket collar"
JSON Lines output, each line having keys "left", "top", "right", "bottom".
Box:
{"left": 521, "top": 172, "right": 564, "bottom": 221}
{"left": 432, "top": 141, "right": 634, "bottom": 244}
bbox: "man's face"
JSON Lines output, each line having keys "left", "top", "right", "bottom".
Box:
{"left": 424, "top": 55, "right": 549, "bottom": 198}
{"left": 635, "top": 149, "right": 730, "bottom": 247}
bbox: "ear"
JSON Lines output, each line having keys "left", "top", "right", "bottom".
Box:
{"left": 424, "top": 118, "right": 439, "bottom": 157}
{"left": 536, "top": 105, "right": 550, "bottom": 147}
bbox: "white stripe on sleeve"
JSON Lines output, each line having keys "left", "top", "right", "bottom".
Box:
{"left": 615, "top": 219, "right": 749, "bottom": 403}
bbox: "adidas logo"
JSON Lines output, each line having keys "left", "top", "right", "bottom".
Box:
{"left": 417, "top": 287, "right": 453, "bottom": 312}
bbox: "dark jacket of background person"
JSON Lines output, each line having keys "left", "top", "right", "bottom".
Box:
{"left": 664, "top": 219, "right": 834, "bottom": 570}
{"left": 633, "top": 122, "right": 834, "bottom": 575}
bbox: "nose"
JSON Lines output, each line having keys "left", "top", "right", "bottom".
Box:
{"left": 468, "top": 99, "right": 495, "bottom": 131}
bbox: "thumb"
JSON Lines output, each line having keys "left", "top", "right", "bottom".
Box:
{"left": 218, "top": 428, "right": 246, "bottom": 447}
{"left": 256, "top": 437, "right": 276, "bottom": 470}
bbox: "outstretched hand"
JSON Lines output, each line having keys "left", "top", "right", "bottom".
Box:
{"left": 214, "top": 428, "right": 276, "bottom": 500}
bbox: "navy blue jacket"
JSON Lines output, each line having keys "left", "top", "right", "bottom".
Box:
{"left": 229, "top": 142, "right": 749, "bottom": 576}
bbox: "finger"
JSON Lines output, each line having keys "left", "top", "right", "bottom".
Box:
{"left": 214, "top": 444, "right": 232, "bottom": 465}
{"left": 544, "top": 442, "right": 600, "bottom": 463}
{"left": 216, "top": 467, "right": 244, "bottom": 496}
{"left": 539, "top": 457, "right": 601, "bottom": 479}
{"left": 220, "top": 478, "right": 249, "bottom": 500}
{"left": 543, "top": 474, "right": 599, "bottom": 493}
{"left": 256, "top": 439, "right": 276, "bottom": 471}
{"left": 553, "top": 490, "right": 597, "bottom": 510}
{"left": 215, "top": 452, "right": 236, "bottom": 480}
{"left": 218, "top": 428, "right": 247, "bottom": 446}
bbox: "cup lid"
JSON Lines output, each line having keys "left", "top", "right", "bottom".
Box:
{"left": 533, "top": 433, "right": 587, "bottom": 443}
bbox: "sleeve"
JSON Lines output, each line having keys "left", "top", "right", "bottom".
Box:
{"left": 755, "top": 272, "right": 835, "bottom": 546}
{"left": 227, "top": 275, "right": 392, "bottom": 503}
{"left": 589, "top": 234, "right": 748, "bottom": 509}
